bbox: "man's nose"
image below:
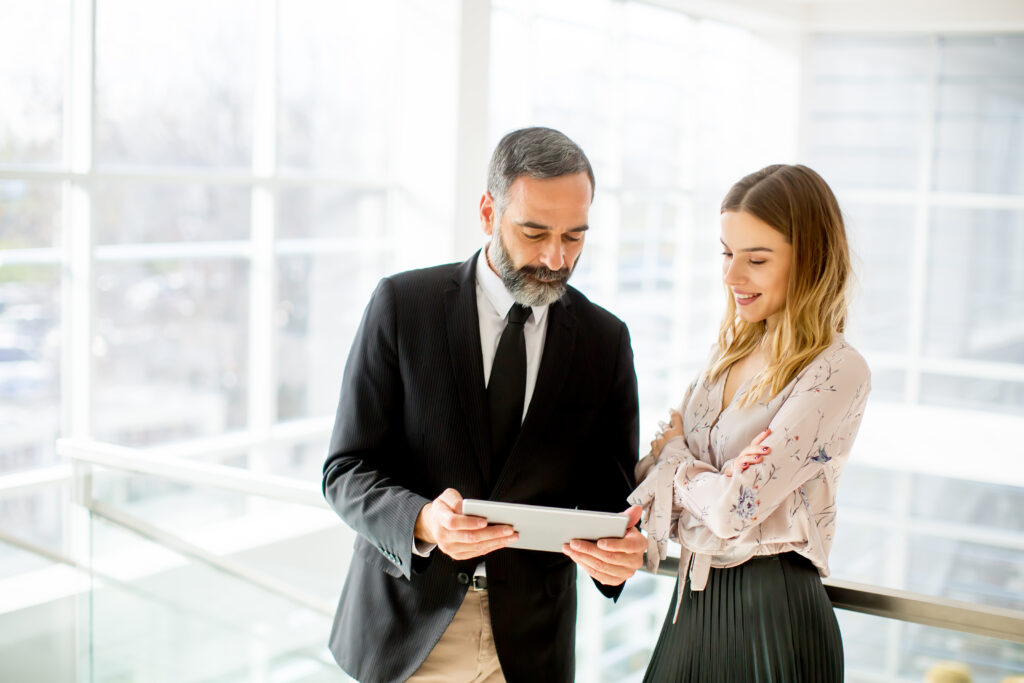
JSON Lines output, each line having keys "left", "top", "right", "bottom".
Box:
{"left": 540, "top": 239, "right": 566, "bottom": 271}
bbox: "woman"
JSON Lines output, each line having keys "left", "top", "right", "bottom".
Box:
{"left": 629, "top": 164, "right": 870, "bottom": 681}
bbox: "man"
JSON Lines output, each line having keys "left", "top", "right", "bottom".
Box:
{"left": 323, "top": 127, "right": 644, "bottom": 683}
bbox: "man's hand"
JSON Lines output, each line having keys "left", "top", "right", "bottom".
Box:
{"left": 414, "top": 488, "right": 518, "bottom": 561}
{"left": 562, "top": 505, "right": 645, "bottom": 586}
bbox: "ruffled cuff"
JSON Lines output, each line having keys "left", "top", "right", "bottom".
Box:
{"left": 628, "top": 442, "right": 690, "bottom": 575}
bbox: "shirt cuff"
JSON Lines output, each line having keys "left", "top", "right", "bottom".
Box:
{"left": 412, "top": 538, "right": 436, "bottom": 557}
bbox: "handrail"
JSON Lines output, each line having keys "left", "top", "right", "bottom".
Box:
{"left": 46, "top": 437, "right": 1024, "bottom": 645}
{"left": 0, "top": 464, "right": 73, "bottom": 496}
{"left": 57, "top": 438, "right": 325, "bottom": 508}
{"left": 87, "top": 499, "right": 334, "bottom": 617}
{"left": 654, "top": 556, "right": 1024, "bottom": 644}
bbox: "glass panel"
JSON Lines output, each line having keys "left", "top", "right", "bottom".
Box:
{"left": 95, "top": 0, "right": 257, "bottom": 168}
{"left": 81, "top": 504, "right": 352, "bottom": 682}
{"left": 865, "top": 368, "right": 907, "bottom": 403}
{"left": 908, "top": 536, "right": 1024, "bottom": 611}
{"left": 489, "top": 4, "right": 613, "bottom": 154}
{"left": 93, "top": 260, "right": 250, "bottom": 445}
{"left": 261, "top": 442, "right": 327, "bottom": 481}
{"left": 276, "top": 188, "right": 387, "bottom": 241}
{"left": 576, "top": 571, "right": 668, "bottom": 683}
{"left": 933, "top": 35, "right": 1024, "bottom": 195}
{"left": 0, "top": 0, "right": 66, "bottom": 165}
{"left": 803, "top": 36, "right": 931, "bottom": 191}
{"left": 278, "top": 0, "right": 398, "bottom": 176}
{"left": 0, "top": 484, "right": 71, "bottom": 580}
{"left": 833, "top": 464, "right": 1024, "bottom": 615}
{"left": 0, "top": 181, "right": 63, "bottom": 250}
{"left": 277, "top": 252, "right": 394, "bottom": 422}
{"left": 838, "top": 463, "right": 902, "bottom": 515}
{"left": 844, "top": 202, "right": 915, "bottom": 357}
{"left": 93, "top": 183, "right": 250, "bottom": 244}
{"left": 924, "top": 208, "right": 1024, "bottom": 365}
{"left": 0, "top": 264, "right": 61, "bottom": 474}
{"left": 0, "top": 578, "right": 77, "bottom": 681}
{"left": 839, "top": 610, "right": 1024, "bottom": 681}
{"left": 920, "top": 373, "right": 1024, "bottom": 414}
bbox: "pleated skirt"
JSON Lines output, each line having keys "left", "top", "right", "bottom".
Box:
{"left": 643, "top": 552, "right": 843, "bottom": 683}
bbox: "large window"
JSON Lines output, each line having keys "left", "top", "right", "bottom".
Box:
{"left": 490, "top": 0, "right": 800, "bottom": 419}
{"left": 491, "top": 8, "right": 1024, "bottom": 682}
{"left": 804, "top": 33, "right": 1024, "bottom": 680}
{"left": 1, "top": 1, "right": 1022, "bottom": 681}
{"left": 1, "top": 0, "right": 457, "bottom": 679}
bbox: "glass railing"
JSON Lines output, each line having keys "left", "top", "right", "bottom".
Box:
{"left": 0, "top": 435, "right": 1019, "bottom": 682}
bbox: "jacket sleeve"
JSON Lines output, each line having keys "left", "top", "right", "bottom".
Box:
{"left": 322, "top": 277, "right": 431, "bottom": 579}
{"left": 578, "top": 321, "right": 640, "bottom": 600}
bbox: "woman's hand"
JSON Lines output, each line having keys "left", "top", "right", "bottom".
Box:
{"left": 723, "top": 428, "right": 771, "bottom": 477}
{"left": 650, "top": 409, "right": 684, "bottom": 458}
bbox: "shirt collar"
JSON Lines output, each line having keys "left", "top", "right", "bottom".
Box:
{"left": 476, "top": 245, "right": 551, "bottom": 324}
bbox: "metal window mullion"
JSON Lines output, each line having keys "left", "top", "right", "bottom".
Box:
{"left": 451, "top": 0, "right": 492, "bottom": 262}
{"left": 579, "top": 9, "right": 625, "bottom": 681}
{"left": 0, "top": 248, "right": 62, "bottom": 266}
{"left": 63, "top": 0, "right": 96, "bottom": 444}
{"left": 905, "top": 36, "right": 940, "bottom": 405}
{"left": 598, "top": 1, "right": 624, "bottom": 308}
{"left": 0, "top": 167, "right": 392, "bottom": 189}
{"left": 63, "top": 1, "right": 97, "bottom": 678}
{"left": 675, "top": 15, "right": 701, "bottom": 378}
{"left": 247, "top": 0, "right": 280, "bottom": 478}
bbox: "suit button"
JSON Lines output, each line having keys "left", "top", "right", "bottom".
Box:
{"left": 456, "top": 572, "right": 470, "bottom": 585}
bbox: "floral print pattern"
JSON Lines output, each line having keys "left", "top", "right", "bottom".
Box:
{"left": 628, "top": 336, "right": 870, "bottom": 616}
{"left": 733, "top": 486, "right": 758, "bottom": 520}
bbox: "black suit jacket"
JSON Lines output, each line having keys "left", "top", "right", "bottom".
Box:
{"left": 323, "top": 252, "right": 639, "bottom": 683}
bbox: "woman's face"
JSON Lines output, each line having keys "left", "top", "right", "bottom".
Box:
{"left": 720, "top": 210, "right": 793, "bottom": 331}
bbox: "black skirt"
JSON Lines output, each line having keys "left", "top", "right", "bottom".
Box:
{"left": 643, "top": 552, "right": 843, "bottom": 683}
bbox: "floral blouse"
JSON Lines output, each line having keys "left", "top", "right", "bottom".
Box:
{"left": 628, "top": 335, "right": 870, "bottom": 618}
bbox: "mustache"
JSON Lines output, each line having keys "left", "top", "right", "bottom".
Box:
{"left": 519, "top": 264, "right": 570, "bottom": 284}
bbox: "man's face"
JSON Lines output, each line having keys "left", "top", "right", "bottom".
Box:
{"left": 479, "top": 173, "right": 591, "bottom": 307}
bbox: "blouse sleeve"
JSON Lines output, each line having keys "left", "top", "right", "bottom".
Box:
{"left": 627, "top": 377, "right": 718, "bottom": 571}
{"left": 673, "top": 346, "right": 870, "bottom": 542}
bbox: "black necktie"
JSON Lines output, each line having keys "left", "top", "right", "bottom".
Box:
{"left": 488, "top": 303, "right": 531, "bottom": 475}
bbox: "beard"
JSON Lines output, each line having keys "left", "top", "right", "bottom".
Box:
{"left": 489, "top": 226, "right": 575, "bottom": 307}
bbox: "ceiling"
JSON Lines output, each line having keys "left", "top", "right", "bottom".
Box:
{"left": 640, "top": 0, "right": 1024, "bottom": 33}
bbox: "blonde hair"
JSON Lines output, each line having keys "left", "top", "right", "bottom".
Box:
{"left": 709, "top": 164, "right": 850, "bottom": 406}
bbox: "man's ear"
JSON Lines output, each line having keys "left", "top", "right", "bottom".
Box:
{"left": 479, "top": 192, "right": 496, "bottom": 237}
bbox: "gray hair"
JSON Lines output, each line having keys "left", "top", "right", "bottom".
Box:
{"left": 486, "top": 127, "right": 595, "bottom": 215}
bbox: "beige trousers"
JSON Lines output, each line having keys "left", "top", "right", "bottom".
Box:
{"left": 407, "top": 589, "right": 506, "bottom": 683}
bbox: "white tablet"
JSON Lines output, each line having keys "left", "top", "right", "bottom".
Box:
{"left": 461, "top": 499, "right": 630, "bottom": 553}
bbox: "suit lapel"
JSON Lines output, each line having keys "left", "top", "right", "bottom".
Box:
{"left": 491, "top": 295, "right": 578, "bottom": 497}
{"left": 445, "top": 252, "right": 492, "bottom": 487}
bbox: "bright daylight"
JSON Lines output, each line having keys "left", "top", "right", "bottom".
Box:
{"left": 0, "top": 0, "right": 1022, "bottom": 681}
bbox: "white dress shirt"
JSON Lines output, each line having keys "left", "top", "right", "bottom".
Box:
{"left": 475, "top": 244, "right": 550, "bottom": 418}
{"left": 413, "top": 246, "right": 553, "bottom": 561}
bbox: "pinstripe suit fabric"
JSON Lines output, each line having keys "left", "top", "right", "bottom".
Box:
{"left": 323, "top": 252, "right": 640, "bottom": 683}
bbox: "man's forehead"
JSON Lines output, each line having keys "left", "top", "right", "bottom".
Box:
{"left": 508, "top": 173, "right": 593, "bottom": 201}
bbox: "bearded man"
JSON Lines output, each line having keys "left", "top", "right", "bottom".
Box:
{"left": 323, "top": 127, "right": 645, "bottom": 683}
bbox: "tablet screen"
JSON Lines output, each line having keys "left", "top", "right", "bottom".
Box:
{"left": 461, "top": 499, "right": 629, "bottom": 553}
